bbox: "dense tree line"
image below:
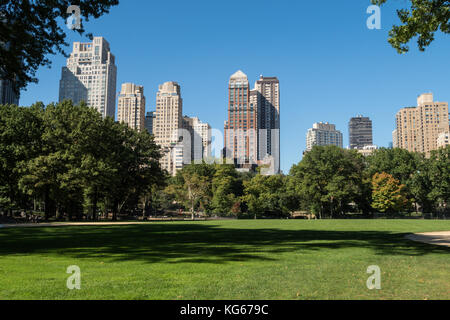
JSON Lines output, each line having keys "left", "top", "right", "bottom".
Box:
{"left": 0, "top": 101, "right": 164, "bottom": 221}
{"left": 159, "top": 145, "right": 450, "bottom": 219}
{"left": 1, "top": 102, "right": 449, "bottom": 220}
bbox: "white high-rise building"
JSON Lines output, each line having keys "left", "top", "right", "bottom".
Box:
{"left": 183, "top": 116, "right": 212, "bottom": 161}
{"left": 306, "top": 122, "right": 343, "bottom": 152}
{"left": 117, "top": 83, "right": 145, "bottom": 132}
{"left": 59, "top": 36, "right": 117, "bottom": 119}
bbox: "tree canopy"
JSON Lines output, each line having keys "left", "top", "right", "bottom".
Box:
{"left": 373, "top": 0, "right": 450, "bottom": 53}
{"left": 0, "top": 0, "right": 119, "bottom": 94}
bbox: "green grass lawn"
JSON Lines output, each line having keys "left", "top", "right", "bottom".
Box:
{"left": 0, "top": 220, "right": 449, "bottom": 300}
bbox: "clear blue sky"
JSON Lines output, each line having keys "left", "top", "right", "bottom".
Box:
{"left": 20, "top": 0, "right": 450, "bottom": 173}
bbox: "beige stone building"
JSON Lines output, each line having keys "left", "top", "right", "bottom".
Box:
{"left": 117, "top": 83, "right": 145, "bottom": 131}
{"left": 154, "top": 81, "right": 184, "bottom": 176}
{"left": 393, "top": 93, "right": 449, "bottom": 157}
{"left": 59, "top": 36, "right": 117, "bottom": 119}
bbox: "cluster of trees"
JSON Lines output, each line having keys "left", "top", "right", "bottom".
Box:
{"left": 0, "top": 101, "right": 164, "bottom": 221}
{"left": 160, "top": 145, "right": 450, "bottom": 219}
{"left": 1, "top": 102, "right": 449, "bottom": 220}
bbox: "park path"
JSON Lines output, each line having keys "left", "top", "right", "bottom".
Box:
{"left": 0, "top": 222, "right": 147, "bottom": 229}
{"left": 406, "top": 231, "right": 450, "bottom": 248}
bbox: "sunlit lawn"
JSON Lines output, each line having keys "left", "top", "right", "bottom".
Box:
{"left": 0, "top": 220, "right": 449, "bottom": 300}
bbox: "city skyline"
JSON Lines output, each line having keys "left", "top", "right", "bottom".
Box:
{"left": 17, "top": 1, "right": 450, "bottom": 173}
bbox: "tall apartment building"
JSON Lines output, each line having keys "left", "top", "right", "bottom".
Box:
{"left": 59, "top": 36, "right": 117, "bottom": 119}
{"left": 117, "top": 83, "right": 145, "bottom": 131}
{"left": 306, "top": 122, "right": 343, "bottom": 152}
{"left": 224, "top": 71, "right": 258, "bottom": 168}
{"left": 0, "top": 79, "right": 19, "bottom": 105}
{"left": 254, "top": 76, "right": 280, "bottom": 175}
{"left": 183, "top": 116, "right": 211, "bottom": 162}
{"left": 349, "top": 115, "right": 373, "bottom": 149}
{"left": 154, "top": 81, "right": 184, "bottom": 176}
{"left": 393, "top": 93, "right": 449, "bottom": 156}
{"left": 145, "top": 111, "right": 155, "bottom": 135}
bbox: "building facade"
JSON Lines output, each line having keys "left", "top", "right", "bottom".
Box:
{"left": 349, "top": 115, "right": 373, "bottom": 149}
{"left": 306, "top": 122, "right": 343, "bottom": 152}
{"left": 59, "top": 36, "right": 117, "bottom": 119}
{"left": 154, "top": 81, "right": 184, "bottom": 176}
{"left": 183, "top": 116, "right": 211, "bottom": 162}
{"left": 0, "top": 79, "right": 19, "bottom": 105}
{"left": 437, "top": 131, "right": 450, "bottom": 149}
{"left": 357, "top": 145, "right": 378, "bottom": 157}
{"left": 145, "top": 111, "right": 155, "bottom": 135}
{"left": 117, "top": 83, "right": 145, "bottom": 131}
{"left": 393, "top": 93, "right": 449, "bottom": 156}
{"left": 224, "top": 70, "right": 258, "bottom": 169}
{"left": 254, "top": 76, "right": 280, "bottom": 175}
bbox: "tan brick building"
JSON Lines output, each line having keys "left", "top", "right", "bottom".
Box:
{"left": 117, "top": 83, "right": 145, "bottom": 132}
{"left": 393, "top": 93, "right": 449, "bottom": 157}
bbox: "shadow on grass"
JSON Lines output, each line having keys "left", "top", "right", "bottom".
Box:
{"left": 0, "top": 224, "right": 448, "bottom": 264}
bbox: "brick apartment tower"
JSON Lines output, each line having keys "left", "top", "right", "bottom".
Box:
{"left": 224, "top": 70, "right": 258, "bottom": 167}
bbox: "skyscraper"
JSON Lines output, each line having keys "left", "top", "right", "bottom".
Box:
{"left": 145, "top": 111, "right": 155, "bottom": 135}
{"left": 306, "top": 122, "right": 343, "bottom": 152}
{"left": 117, "top": 83, "right": 145, "bottom": 132}
{"left": 393, "top": 93, "right": 449, "bottom": 156}
{"left": 349, "top": 115, "right": 373, "bottom": 149}
{"left": 224, "top": 70, "right": 258, "bottom": 169}
{"left": 154, "top": 81, "right": 184, "bottom": 176}
{"left": 59, "top": 36, "right": 117, "bottom": 119}
{"left": 0, "top": 79, "right": 19, "bottom": 105}
{"left": 254, "top": 76, "right": 280, "bottom": 175}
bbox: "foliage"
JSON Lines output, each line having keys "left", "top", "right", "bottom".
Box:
{"left": 371, "top": 172, "right": 411, "bottom": 213}
{"left": 241, "top": 175, "right": 291, "bottom": 218}
{"left": 0, "top": 0, "right": 119, "bottom": 94}
{"left": 1, "top": 101, "right": 163, "bottom": 220}
{"left": 373, "top": 0, "right": 450, "bottom": 53}
{"left": 289, "top": 146, "right": 368, "bottom": 218}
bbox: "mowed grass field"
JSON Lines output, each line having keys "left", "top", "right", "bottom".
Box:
{"left": 0, "top": 220, "right": 449, "bottom": 300}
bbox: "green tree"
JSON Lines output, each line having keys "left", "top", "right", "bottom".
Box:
{"left": 0, "top": 103, "right": 44, "bottom": 215}
{"left": 428, "top": 146, "right": 450, "bottom": 209}
{"left": 373, "top": 0, "right": 450, "bottom": 53}
{"left": 0, "top": 0, "right": 119, "bottom": 94}
{"left": 371, "top": 172, "right": 410, "bottom": 213}
{"left": 211, "top": 165, "right": 241, "bottom": 216}
{"left": 242, "top": 174, "right": 290, "bottom": 218}
{"left": 18, "top": 101, "right": 164, "bottom": 221}
{"left": 289, "top": 146, "right": 367, "bottom": 218}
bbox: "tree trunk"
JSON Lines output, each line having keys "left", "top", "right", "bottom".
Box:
{"left": 92, "top": 189, "right": 98, "bottom": 222}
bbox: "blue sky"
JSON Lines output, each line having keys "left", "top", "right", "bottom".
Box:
{"left": 19, "top": 0, "right": 450, "bottom": 173}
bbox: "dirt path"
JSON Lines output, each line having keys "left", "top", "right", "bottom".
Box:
{"left": 0, "top": 222, "right": 148, "bottom": 229}
{"left": 405, "top": 231, "right": 450, "bottom": 248}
